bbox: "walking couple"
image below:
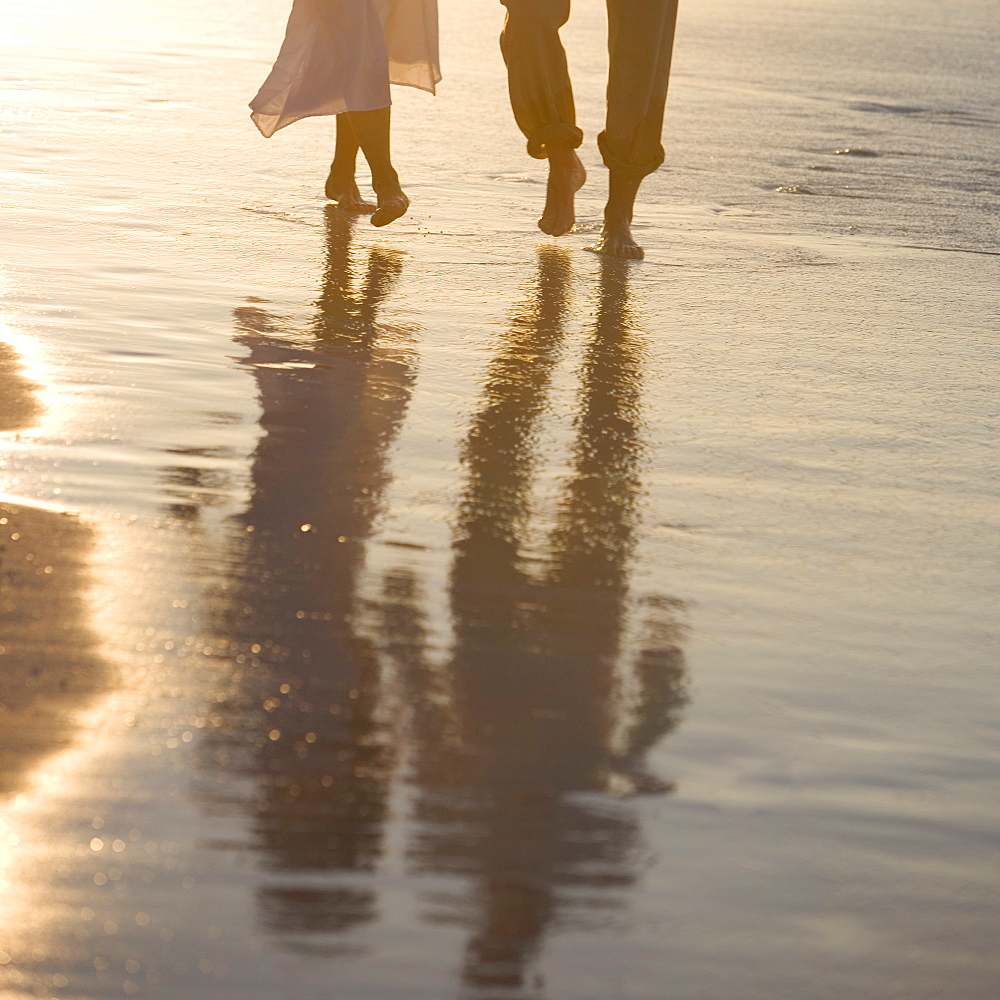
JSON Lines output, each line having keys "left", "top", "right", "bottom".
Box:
{"left": 250, "top": 0, "right": 679, "bottom": 260}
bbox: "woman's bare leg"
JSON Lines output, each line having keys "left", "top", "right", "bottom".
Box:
{"left": 345, "top": 107, "right": 409, "bottom": 228}
{"left": 325, "top": 114, "right": 376, "bottom": 212}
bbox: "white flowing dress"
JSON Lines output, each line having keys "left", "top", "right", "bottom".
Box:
{"left": 250, "top": 0, "right": 440, "bottom": 138}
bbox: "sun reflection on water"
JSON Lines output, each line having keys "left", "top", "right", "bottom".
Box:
{"left": 0, "top": 300, "right": 214, "bottom": 989}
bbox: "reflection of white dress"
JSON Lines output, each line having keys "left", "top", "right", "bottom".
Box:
{"left": 250, "top": 0, "right": 440, "bottom": 138}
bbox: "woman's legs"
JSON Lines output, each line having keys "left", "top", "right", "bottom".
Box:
{"left": 324, "top": 108, "right": 409, "bottom": 227}
{"left": 349, "top": 107, "right": 409, "bottom": 227}
{"left": 325, "top": 114, "right": 375, "bottom": 211}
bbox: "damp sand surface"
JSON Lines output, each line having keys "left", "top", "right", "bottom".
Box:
{"left": 1, "top": 1, "right": 998, "bottom": 998}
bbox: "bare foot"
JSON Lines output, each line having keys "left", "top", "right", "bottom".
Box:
{"left": 539, "top": 145, "right": 586, "bottom": 236}
{"left": 590, "top": 217, "right": 644, "bottom": 260}
{"left": 370, "top": 184, "right": 409, "bottom": 228}
{"left": 324, "top": 168, "right": 376, "bottom": 212}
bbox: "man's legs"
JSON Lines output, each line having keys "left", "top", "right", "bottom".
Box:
{"left": 500, "top": 0, "right": 587, "bottom": 236}
{"left": 597, "top": 0, "right": 679, "bottom": 259}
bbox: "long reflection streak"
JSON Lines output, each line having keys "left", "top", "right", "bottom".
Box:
{"left": 396, "top": 252, "right": 689, "bottom": 995}
{"left": 198, "top": 208, "right": 417, "bottom": 952}
{"left": 191, "top": 239, "right": 689, "bottom": 991}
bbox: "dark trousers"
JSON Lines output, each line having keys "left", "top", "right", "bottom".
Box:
{"left": 500, "top": 0, "right": 679, "bottom": 180}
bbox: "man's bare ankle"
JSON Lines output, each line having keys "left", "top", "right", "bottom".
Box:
{"left": 545, "top": 140, "right": 577, "bottom": 160}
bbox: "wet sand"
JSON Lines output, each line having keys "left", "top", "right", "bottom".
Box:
{"left": 0, "top": 348, "right": 108, "bottom": 801}
{"left": 0, "top": 500, "right": 107, "bottom": 800}
{"left": 2, "top": 0, "right": 999, "bottom": 998}
{"left": 0, "top": 344, "right": 41, "bottom": 432}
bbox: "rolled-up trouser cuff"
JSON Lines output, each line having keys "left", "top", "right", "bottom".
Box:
{"left": 527, "top": 123, "right": 584, "bottom": 159}
{"left": 597, "top": 131, "right": 664, "bottom": 180}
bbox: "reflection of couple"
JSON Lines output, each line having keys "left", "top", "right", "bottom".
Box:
{"left": 206, "top": 211, "right": 688, "bottom": 986}
{"left": 250, "top": 0, "right": 679, "bottom": 258}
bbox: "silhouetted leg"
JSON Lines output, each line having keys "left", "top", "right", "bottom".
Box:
{"left": 500, "top": 0, "right": 587, "bottom": 236}
{"left": 346, "top": 107, "right": 409, "bottom": 227}
{"left": 594, "top": 0, "right": 678, "bottom": 259}
{"left": 325, "top": 114, "right": 377, "bottom": 212}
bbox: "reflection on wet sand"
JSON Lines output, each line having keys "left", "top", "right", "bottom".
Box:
{"left": 0, "top": 342, "right": 107, "bottom": 802}
{"left": 158, "top": 446, "right": 235, "bottom": 523}
{"left": 199, "top": 208, "right": 417, "bottom": 951}
{"left": 198, "top": 232, "right": 688, "bottom": 992}
{"left": 0, "top": 341, "right": 42, "bottom": 432}
{"left": 394, "top": 251, "right": 689, "bottom": 994}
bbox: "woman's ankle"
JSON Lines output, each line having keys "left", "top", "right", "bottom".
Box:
{"left": 371, "top": 167, "right": 402, "bottom": 195}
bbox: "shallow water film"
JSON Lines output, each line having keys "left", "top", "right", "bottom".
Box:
{"left": 1, "top": 1, "right": 998, "bottom": 998}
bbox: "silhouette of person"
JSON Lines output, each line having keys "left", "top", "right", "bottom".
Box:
{"left": 251, "top": 0, "right": 440, "bottom": 226}
{"left": 499, "top": 0, "right": 679, "bottom": 259}
{"left": 387, "top": 249, "right": 689, "bottom": 992}
{"left": 200, "top": 208, "right": 417, "bottom": 948}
